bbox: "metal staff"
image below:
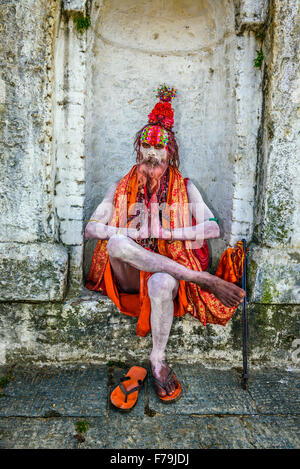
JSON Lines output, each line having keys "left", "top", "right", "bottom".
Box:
{"left": 241, "top": 238, "right": 248, "bottom": 390}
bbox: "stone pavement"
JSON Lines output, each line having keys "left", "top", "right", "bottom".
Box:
{"left": 0, "top": 363, "right": 299, "bottom": 449}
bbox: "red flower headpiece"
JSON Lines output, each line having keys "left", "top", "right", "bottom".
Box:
{"left": 148, "top": 85, "right": 177, "bottom": 130}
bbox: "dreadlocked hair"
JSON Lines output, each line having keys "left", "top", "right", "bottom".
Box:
{"left": 134, "top": 124, "right": 180, "bottom": 169}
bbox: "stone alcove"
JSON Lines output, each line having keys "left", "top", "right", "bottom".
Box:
{"left": 79, "top": 0, "right": 263, "bottom": 282}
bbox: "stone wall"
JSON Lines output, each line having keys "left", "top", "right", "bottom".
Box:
{"left": 0, "top": 0, "right": 299, "bottom": 367}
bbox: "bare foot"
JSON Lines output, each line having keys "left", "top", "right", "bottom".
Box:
{"left": 150, "top": 360, "right": 179, "bottom": 397}
{"left": 194, "top": 272, "right": 245, "bottom": 308}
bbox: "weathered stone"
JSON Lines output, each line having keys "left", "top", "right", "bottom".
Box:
{"left": 0, "top": 1, "right": 59, "bottom": 243}
{"left": 253, "top": 0, "right": 300, "bottom": 248}
{"left": 195, "top": 415, "right": 300, "bottom": 449}
{"left": 246, "top": 304, "right": 300, "bottom": 364}
{"left": 247, "top": 368, "right": 300, "bottom": 415}
{"left": 0, "top": 364, "right": 299, "bottom": 449}
{"left": 63, "top": 0, "right": 87, "bottom": 12}
{"left": 248, "top": 246, "right": 300, "bottom": 304}
{"left": 0, "top": 292, "right": 298, "bottom": 366}
{"left": 1, "top": 414, "right": 299, "bottom": 449}
{"left": 0, "top": 243, "right": 68, "bottom": 301}
{"left": 0, "top": 365, "right": 108, "bottom": 417}
{"left": 147, "top": 364, "right": 256, "bottom": 415}
{"left": 235, "top": 0, "right": 269, "bottom": 32}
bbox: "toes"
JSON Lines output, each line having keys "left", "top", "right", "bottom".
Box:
{"left": 166, "top": 375, "right": 178, "bottom": 395}
{"left": 155, "top": 384, "right": 166, "bottom": 397}
{"left": 166, "top": 382, "right": 174, "bottom": 395}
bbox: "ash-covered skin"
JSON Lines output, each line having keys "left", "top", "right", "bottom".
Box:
{"left": 85, "top": 142, "right": 245, "bottom": 398}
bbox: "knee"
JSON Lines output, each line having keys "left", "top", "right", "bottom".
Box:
{"left": 148, "top": 273, "right": 177, "bottom": 302}
{"left": 107, "top": 234, "right": 129, "bottom": 259}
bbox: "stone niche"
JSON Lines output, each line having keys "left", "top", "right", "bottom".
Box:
{"left": 83, "top": 0, "right": 262, "bottom": 277}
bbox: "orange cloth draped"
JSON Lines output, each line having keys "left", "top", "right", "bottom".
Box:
{"left": 86, "top": 165, "right": 245, "bottom": 336}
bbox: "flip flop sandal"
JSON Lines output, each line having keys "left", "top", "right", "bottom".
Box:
{"left": 152, "top": 368, "right": 182, "bottom": 404}
{"left": 110, "top": 366, "right": 147, "bottom": 412}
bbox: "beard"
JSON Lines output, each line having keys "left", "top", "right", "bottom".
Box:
{"left": 137, "top": 156, "right": 168, "bottom": 194}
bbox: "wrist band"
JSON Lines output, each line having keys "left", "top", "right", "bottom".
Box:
{"left": 87, "top": 219, "right": 100, "bottom": 223}
{"left": 209, "top": 217, "right": 219, "bottom": 226}
{"left": 167, "top": 230, "right": 173, "bottom": 243}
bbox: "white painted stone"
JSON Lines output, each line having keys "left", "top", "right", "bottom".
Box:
{"left": 63, "top": 0, "right": 87, "bottom": 12}
{"left": 60, "top": 219, "right": 83, "bottom": 245}
{"left": 53, "top": 13, "right": 86, "bottom": 249}
{"left": 238, "top": 0, "right": 269, "bottom": 25}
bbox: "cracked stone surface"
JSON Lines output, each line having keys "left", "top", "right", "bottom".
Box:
{"left": 0, "top": 364, "right": 299, "bottom": 449}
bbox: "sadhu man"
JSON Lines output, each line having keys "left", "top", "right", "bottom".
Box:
{"left": 85, "top": 86, "right": 245, "bottom": 409}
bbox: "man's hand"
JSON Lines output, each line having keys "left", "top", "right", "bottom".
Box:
{"left": 127, "top": 218, "right": 150, "bottom": 240}
{"left": 128, "top": 219, "right": 171, "bottom": 241}
{"left": 159, "top": 226, "right": 172, "bottom": 240}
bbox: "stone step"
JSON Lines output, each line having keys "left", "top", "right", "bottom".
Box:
{"left": 0, "top": 364, "right": 299, "bottom": 449}
{"left": 0, "top": 288, "right": 299, "bottom": 366}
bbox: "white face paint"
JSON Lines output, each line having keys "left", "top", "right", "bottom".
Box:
{"left": 140, "top": 142, "right": 168, "bottom": 166}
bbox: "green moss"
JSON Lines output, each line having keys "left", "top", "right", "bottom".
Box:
{"left": 261, "top": 278, "right": 275, "bottom": 303}
{"left": 247, "top": 259, "right": 258, "bottom": 299}
{"left": 254, "top": 50, "right": 264, "bottom": 68}
{"left": 0, "top": 366, "right": 14, "bottom": 393}
{"left": 247, "top": 304, "right": 298, "bottom": 355}
{"left": 73, "top": 13, "right": 91, "bottom": 34}
{"left": 0, "top": 376, "right": 10, "bottom": 389}
{"left": 255, "top": 31, "right": 265, "bottom": 41}
{"left": 265, "top": 195, "right": 294, "bottom": 243}
{"left": 74, "top": 419, "right": 89, "bottom": 434}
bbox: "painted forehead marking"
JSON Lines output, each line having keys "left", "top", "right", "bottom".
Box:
{"left": 140, "top": 126, "right": 169, "bottom": 147}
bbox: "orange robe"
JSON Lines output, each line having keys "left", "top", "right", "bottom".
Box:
{"left": 86, "top": 165, "right": 245, "bottom": 336}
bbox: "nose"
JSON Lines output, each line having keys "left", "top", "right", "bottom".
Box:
{"left": 148, "top": 146, "right": 156, "bottom": 155}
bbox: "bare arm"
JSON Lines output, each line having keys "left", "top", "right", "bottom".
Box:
{"left": 85, "top": 180, "right": 139, "bottom": 240}
{"left": 85, "top": 179, "right": 151, "bottom": 241}
{"left": 84, "top": 181, "right": 118, "bottom": 240}
{"left": 170, "top": 180, "right": 220, "bottom": 241}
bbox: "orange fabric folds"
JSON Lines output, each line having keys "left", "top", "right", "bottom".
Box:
{"left": 215, "top": 241, "right": 246, "bottom": 284}
{"left": 86, "top": 165, "right": 245, "bottom": 336}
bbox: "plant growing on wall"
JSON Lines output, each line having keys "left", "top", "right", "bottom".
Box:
{"left": 73, "top": 12, "right": 91, "bottom": 34}
{"left": 254, "top": 50, "right": 264, "bottom": 68}
{"left": 254, "top": 30, "right": 265, "bottom": 68}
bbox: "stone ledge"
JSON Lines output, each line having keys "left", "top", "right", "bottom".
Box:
{"left": 0, "top": 292, "right": 298, "bottom": 366}
{"left": 247, "top": 245, "right": 300, "bottom": 304}
{"left": 0, "top": 243, "right": 68, "bottom": 302}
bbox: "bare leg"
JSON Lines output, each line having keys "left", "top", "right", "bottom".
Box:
{"left": 108, "top": 257, "right": 140, "bottom": 293}
{"left": 107, "top": 234, "right": 245, "bottom": 307}
{"left": 148, "top": 272, "right": 179, "bottom": 396}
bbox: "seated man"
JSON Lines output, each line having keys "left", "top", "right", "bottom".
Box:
{"left": 85, "top": 86, "right": 245, "bottom": 404}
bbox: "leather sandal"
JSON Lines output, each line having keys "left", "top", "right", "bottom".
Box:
{"left": 152, "top": 368, "right": 182, "bottom": 403}
{"left": 110, "top": 366, "right": 147, "bottom": 411}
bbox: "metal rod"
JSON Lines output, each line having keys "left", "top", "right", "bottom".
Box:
{"left": 242, "top": 238, "right": 248, "bottom": 390}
